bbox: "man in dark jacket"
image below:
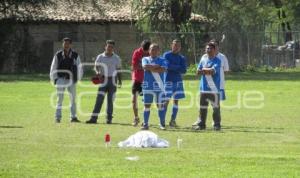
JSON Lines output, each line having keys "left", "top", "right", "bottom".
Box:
{"left": 50, "top": 37, "right": 83, "bottom": 123}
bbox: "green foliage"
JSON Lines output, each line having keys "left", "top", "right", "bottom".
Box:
{"left": 132, "top": 0, "right": 300, "bottom": 33}
{"left": 193, "top": 1, "right": 268, "bottom": 33}
{"left": 245, "top": 64, "right": 257, "bottom": 72}
{"left": 132, "top": 0, "right": 193, "bottom": 32}
{"left": 186, "top": 64, "right": 198, "bottom": 74}
{"left": 283, "top": 0, "right": 300, "bottom": 30}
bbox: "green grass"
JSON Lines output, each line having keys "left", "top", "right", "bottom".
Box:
{"left": 0, "top": 72, "right": 300, "bottom": 177}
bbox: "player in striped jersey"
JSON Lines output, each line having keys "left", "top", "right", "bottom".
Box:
{"left": 193, "top": 42, "right": 222, "bottom": 131}
{"left": 141, "top": 43, "right": 168, "bottom": 130}
{"left": 192, "top": 39, "right": 229, "bottom": 127}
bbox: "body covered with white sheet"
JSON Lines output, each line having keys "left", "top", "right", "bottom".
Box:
{"left": 118, "top": 131, "right": 169, "bottom": 148}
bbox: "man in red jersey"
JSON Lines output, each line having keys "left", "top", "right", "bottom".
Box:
{"left": 131, "top": 40, "right": 151, "bottom": 126}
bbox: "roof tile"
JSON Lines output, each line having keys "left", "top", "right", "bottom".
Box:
{"left": 0, "top": 0, "right": 208, "bottom": 23}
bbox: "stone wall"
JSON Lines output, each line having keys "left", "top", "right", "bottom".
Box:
{"left": 0, "top": 22, "right": 140, "bottom": 73}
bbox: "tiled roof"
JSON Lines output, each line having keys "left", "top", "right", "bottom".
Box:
{"left": 0, "top": 0, "right": 208, "bottom": 23}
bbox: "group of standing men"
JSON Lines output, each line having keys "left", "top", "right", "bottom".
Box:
{"left": 50, "top": 37, "right": 229, "bottom": 131}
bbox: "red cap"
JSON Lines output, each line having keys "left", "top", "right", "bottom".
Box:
{"left": 91, "top": 75, "right": 104, "bottom": 85}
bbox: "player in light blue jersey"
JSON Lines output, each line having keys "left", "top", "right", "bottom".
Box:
{"left": 141, "top": 43, "right": 168, "bottom": 130}
{"left": 193, "top": 42, "right": 222, "bottom": 131}
{"left": 192, "top": 39, "right": 230, "bottom": 126}
{"left": 163, "top": 39, "right": 187, "bottom": 127}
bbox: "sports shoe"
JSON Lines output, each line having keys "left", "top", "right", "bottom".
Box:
{"left": 141, "top": 124, "right": 149, "bottom": 130}
{"left": 193, "top": 125, "right": 206, "bottom": 130}
{"left": 132, "top": 117, "right": 140, "bottom": 127}
{"left": 192, "top": 118, "right": 201, "bottom": 126}
{"left": 169, "top": 120, "right": 177, "bottom": 127}
{"left": 55, "top": 119, "right": 61, "bottom": 123}
{"left": 71, "top": 117, "right": 80, "bottom": 123}
{"left": 106, "top": 116, "right": 113, "bottom": 124}
{"left": 213, "top": 125, "right": 221, "bottom": 131}
{"left": 86, "top": 119, "right": 97, "bottom": 124}
{"left": 159, "top": 124, "right": 166, "bottom": 130}
{"left": 106, "top": 120, "right": 112, "bottom": 124}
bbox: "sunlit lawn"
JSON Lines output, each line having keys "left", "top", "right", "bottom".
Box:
{"left": 0, "top": 72, "right": 299, "bottom": 177}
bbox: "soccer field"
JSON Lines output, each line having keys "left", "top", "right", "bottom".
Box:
{"left": 0, "top": 72, "right": 300, "bottom": 177}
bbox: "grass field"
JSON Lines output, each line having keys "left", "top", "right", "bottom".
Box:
{"left": 0, "top": 72, "right": 300, "bottom": 177}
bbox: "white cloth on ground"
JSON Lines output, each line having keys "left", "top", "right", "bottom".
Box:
{"left": 118, "top": 131, "right": 169, "bottom": 148}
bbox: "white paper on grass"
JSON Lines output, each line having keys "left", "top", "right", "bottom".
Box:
{"left": 118, "top": 131, "right": 169, "bottom": 148}
{"left": 125, "top": 156, "right": 139, "bottom": 161}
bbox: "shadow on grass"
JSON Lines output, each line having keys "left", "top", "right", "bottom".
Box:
{"left": 0, "top": 125, "right": 23, "bottom": 129}
{"left": 221, "top": 126, "right": 284, "bottom": 133}
{"left": 107, "top": 122, "right": 215, "bottom": 133}
{"left": 83, "top": 122, "right": 133, "bottom": 127}
{"left": 109, "top": 122, "right": 284, "bottom": 134}
{"left": 110, "top": 123, "right": 133, "bottom": 127}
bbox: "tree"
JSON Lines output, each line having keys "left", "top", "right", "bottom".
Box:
{"left": 132, "top": 0, "right": 193, "bottom": 32}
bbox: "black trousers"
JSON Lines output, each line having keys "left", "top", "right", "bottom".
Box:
{"left": 199, "top": 93, "right": 221, "bottom": 127}
{"left": 91, "top": 78, "right": 116, "bottom": 121}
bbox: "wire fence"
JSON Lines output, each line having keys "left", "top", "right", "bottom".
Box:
{"left": 1, "top": 29, "right": 300, "bottom": 73}
{"left": 141, "top": 31, "right": 300, "bottom": 70}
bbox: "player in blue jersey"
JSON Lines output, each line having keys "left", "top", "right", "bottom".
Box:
{"left": 192, "top": 39, "right": 230, "bottom": 126}
{"left": 193, "top": 42, "right": 222, "bottom": 131}
{"left": 163, "top": 39, "right": 187, "bottom": 127}
{"left": 141, "top": 43, "right": 168, "bottom": 130}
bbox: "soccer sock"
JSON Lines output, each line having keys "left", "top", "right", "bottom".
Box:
{"left": 171, "top": 105, "right": 178, "bottom": 121}
{"left": 143, "top": 108, "right": 150, "bottom": 126}
{"left": 163, "top": 104, "right": 168, "bottom": 118}
{"left": 158, "top": 107, "right": 166, "bottom": 126}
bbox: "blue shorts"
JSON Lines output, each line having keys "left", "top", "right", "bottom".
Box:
{"left": 143, "top": 91, "right": 165, "bottom": 104}
{"left": 165, "top": 81, "right": 185, "bottom": 100}
{"left": 220, "top": 89, "right": 226, "bottom": 100}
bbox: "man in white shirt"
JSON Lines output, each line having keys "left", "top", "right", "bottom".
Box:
{"left": 213, "top": 40, "right": 230, "bottom": 100}
{"left": 86, "top": 40, "right": 122, "bottom": 124}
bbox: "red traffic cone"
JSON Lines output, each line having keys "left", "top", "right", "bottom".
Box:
{"left": 105, "top": 134, "right": 111, "bottom": 143}
{"left": 105, "top": 134, "right": 111, "bottom": 148}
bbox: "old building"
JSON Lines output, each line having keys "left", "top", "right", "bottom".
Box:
{"left": 0, "top": 0, "right": 208, "bottom": 73}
